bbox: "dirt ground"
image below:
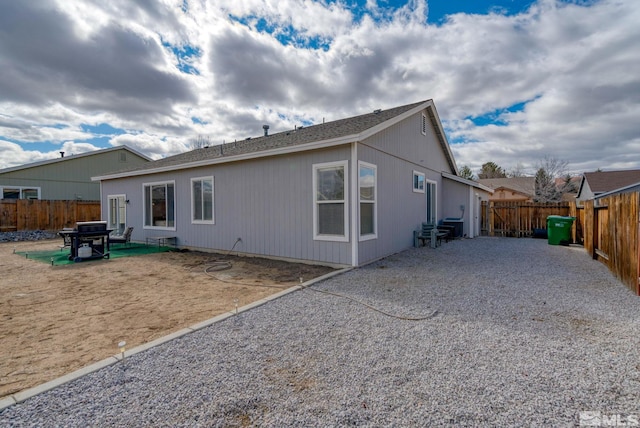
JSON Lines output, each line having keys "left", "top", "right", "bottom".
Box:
{"left": 0, "top": 239, "right": 335, "bottom": 399}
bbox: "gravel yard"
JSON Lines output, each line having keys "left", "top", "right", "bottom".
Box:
{"left": 2, "top": 237, "right": 640, "bottom": 426}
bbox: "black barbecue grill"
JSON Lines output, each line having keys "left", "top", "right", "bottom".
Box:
{"left": 59, "top": 221, "right": 112, "bottom": 262}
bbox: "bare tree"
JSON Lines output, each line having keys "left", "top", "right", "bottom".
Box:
{"left": 534, "top": 156, "right": 569, "bottom": 202}
{"left": 508, "top": 162, "right": 526, "bottom": 178}
{"left": 189, "top": 135, "right": 211, "bottom": 150}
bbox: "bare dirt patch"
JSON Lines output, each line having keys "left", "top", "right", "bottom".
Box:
{"left": 0, "top": 239, "right": 335, "bottom": 399}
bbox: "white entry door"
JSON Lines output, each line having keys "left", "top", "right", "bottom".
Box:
{"left": 108, "top": 195, "right": 127, "bottom": 234}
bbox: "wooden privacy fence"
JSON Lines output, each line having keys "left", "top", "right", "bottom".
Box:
{"left": 481, "top": 201, "right": 572, "bottom": 238}
{"left": 583, "top": 192, "right": 639, "bottom": 295}
{"left": 0, "top": 200, "right": 101, "bottom": 232}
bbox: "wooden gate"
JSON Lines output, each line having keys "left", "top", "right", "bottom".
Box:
{"left": 481, "top": 201, "right": 571, "bottom": 238}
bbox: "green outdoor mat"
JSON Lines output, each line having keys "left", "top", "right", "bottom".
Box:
{"left": 16, "top": 243, "right": 172, "bottom": 266}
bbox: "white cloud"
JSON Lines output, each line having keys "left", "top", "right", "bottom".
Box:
{"left": 0, "top": 0, "right": 638, "bottom": 176}
{"left": 110, "top": 133, "right": 189, "bottom": 160}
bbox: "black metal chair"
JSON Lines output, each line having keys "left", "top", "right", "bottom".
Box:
{"left": 59, "top": 228, "right": 74, "bottom": 251}
{"left": 108, "top": 226, "right": 133, "bottom": 247}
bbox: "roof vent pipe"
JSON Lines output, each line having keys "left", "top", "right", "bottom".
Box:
{"left": 60, "top": 151, "right": 65, "bottom": 158}
{"left": 263, "top": 124, "right": 269, "bottom": 136}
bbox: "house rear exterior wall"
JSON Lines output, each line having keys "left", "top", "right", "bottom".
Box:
{"left": 441, "top": 179, "right": 468, "bottom": 220}
{"left": 100, "top": 146, "right": 353, "bottom": 266}
{"left": 361, "top": 109, "right": 452, "bottom": 175}
{"left": 99, "top": 106, "right": 471, "bottom": 267}
{"left": 356, "top": 143, "right": 428, "bottom": 265}
{"left": 1, "top": 150, "right": 148, "bottom": 200}
{"left": 355, "top": 108, "right": 452, "bottom": 264}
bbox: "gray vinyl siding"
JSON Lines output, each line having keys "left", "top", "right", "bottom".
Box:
{"left": 356, "top": 144, "right": 427, "bottom": 265}
{"left": 0, "top": 149, "right": 148, "bottom": 200}
{"left": 101, "top": 146, "right": 353, "bottom": 266}
{"left": 360, "top": 109, "right": 453, "bottom": 175}
{"left": 99, "top": 106, "right": 472, "bottom": 266}
{"left": 441, "top": 178, "right": 470, "bottom": 236}
{"left": 355, "top": 109, "right": 451, "bottom": 265}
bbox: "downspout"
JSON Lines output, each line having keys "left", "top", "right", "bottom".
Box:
{"left": 469, "top": 187, "right": 474, "bottom": 237}
{"left": 99, "top": 180, "right": 104, "bottom": 222}
{"left": 351, "top": 142, "right": 359, "bottom": 267}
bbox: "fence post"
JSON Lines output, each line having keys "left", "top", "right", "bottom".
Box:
{"left": 592, "top": 205, "right": 598, "bottom": 260}
{"left": 488, "top": 201, "right": 495, "bottom": 236}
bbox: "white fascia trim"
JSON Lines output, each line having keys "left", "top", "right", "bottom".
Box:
{"left": 93, "top": 101, "right": 435, "bottom": 182}
{"left": 441, "top": 171, "right": 495, "bottom": 194}
{"left": 351, "top": 144, "right": 358, "bottom": 266}
{"left": 93, "top": 135, "right": 359, "bottom": 181}
{"left": 358, "top": 101, "right": 433, "bottom": 142}
{"left": 425, "top": 102, "right": 458, "bottom": 174}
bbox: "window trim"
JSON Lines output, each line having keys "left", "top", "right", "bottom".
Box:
{"left": 413, "top": 171, "right": 425, "bottom": 193}
{"left": 358, "top": 161, "right": 377, "bottom": 241}
{"left": 190, "top": 176, "right": 215, "bottom": 225}
{"left": 107, "top": 194, "right": 127, "bottom": 235}
{"left": 0, "top": 185, "right": 41, "bottom": 200}
{"left": 142, "top": 180, "right": 176, "bottom": 231}
{"left": 313, "top": 160, "right": 349, "bottom": 242}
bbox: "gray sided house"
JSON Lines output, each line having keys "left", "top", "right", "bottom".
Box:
{"left": 576, "top": 169, "right": 640, "bottom": 206}
{"left": 95, "top": 100, "right": 492, "bottom": 267}
{"left": 0, "top": 146, "right": 151, "bottom": 201}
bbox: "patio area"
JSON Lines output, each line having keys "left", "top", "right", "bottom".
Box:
{"left": 15, "top": 242, "right": 172, "bottom": 266}
{"left": 2, "top": 237, "right": 639, "bottom": 426}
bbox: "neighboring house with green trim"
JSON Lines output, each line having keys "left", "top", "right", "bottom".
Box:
{"left": 0, "top": 146, "right": 151, "bottom": 201}
{"left": 94, "top": 100, "right": 492, "bottom": 267}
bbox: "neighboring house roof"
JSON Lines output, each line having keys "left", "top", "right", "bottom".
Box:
{"left": 0, "top": 146, "right": 152, "bottom": 175}
{"left": 478, "top": 177, "right": 536, "bottom": 197}
{"left": 577, "top": 169, "right": 640, "bottom": 198}
{"left": 593, "top": 180, "right": 640, "bottom": 200}
{"left": 94, "top": 100, "right": 458, "bottom": 181}
{"left": 442, "top": 172, "right": 494, "bottom": 194}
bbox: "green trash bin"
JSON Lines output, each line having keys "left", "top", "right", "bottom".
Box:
{"left": 546, "top": 215, "right": 575, "bottom": 245}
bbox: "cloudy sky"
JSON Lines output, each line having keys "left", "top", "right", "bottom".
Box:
{"left": 0, "top": 0, "right": 638, "bottom": 176}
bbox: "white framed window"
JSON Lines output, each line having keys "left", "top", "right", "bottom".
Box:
{"left": 107, "top": 194, "right": 127, "bottom": 235}
{"left": 0, "top": 186, "right": 41, "bottom": 200}
{"left": 413, "top": 171, "right": 425, "bottom": 193}
{"left": 143, "top": 180, "right": 176, "bottom": 230}
{"left": 426, "top": 180, "right": 437, "bottom": 224}
{"left": 421, "top": 113, "right": 427, "bottom": 135}
{"left": 313, "top": 160, "right": 349, "bottom": 242}
{"left": 359, "top": 161, "right": 377, "bottom": 240}
{"left": 191, "top": 176, "right": 214, "bottom": 224}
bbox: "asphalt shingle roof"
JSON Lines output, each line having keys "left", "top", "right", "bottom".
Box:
{"left": 478, "top": 177, "right": 536, "bottom": 196}
{"left": 103, "top": 100, "right": 430, "bottom": 177}
{"left": 583, "top": 169, "right": 640, "bottom": 193}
